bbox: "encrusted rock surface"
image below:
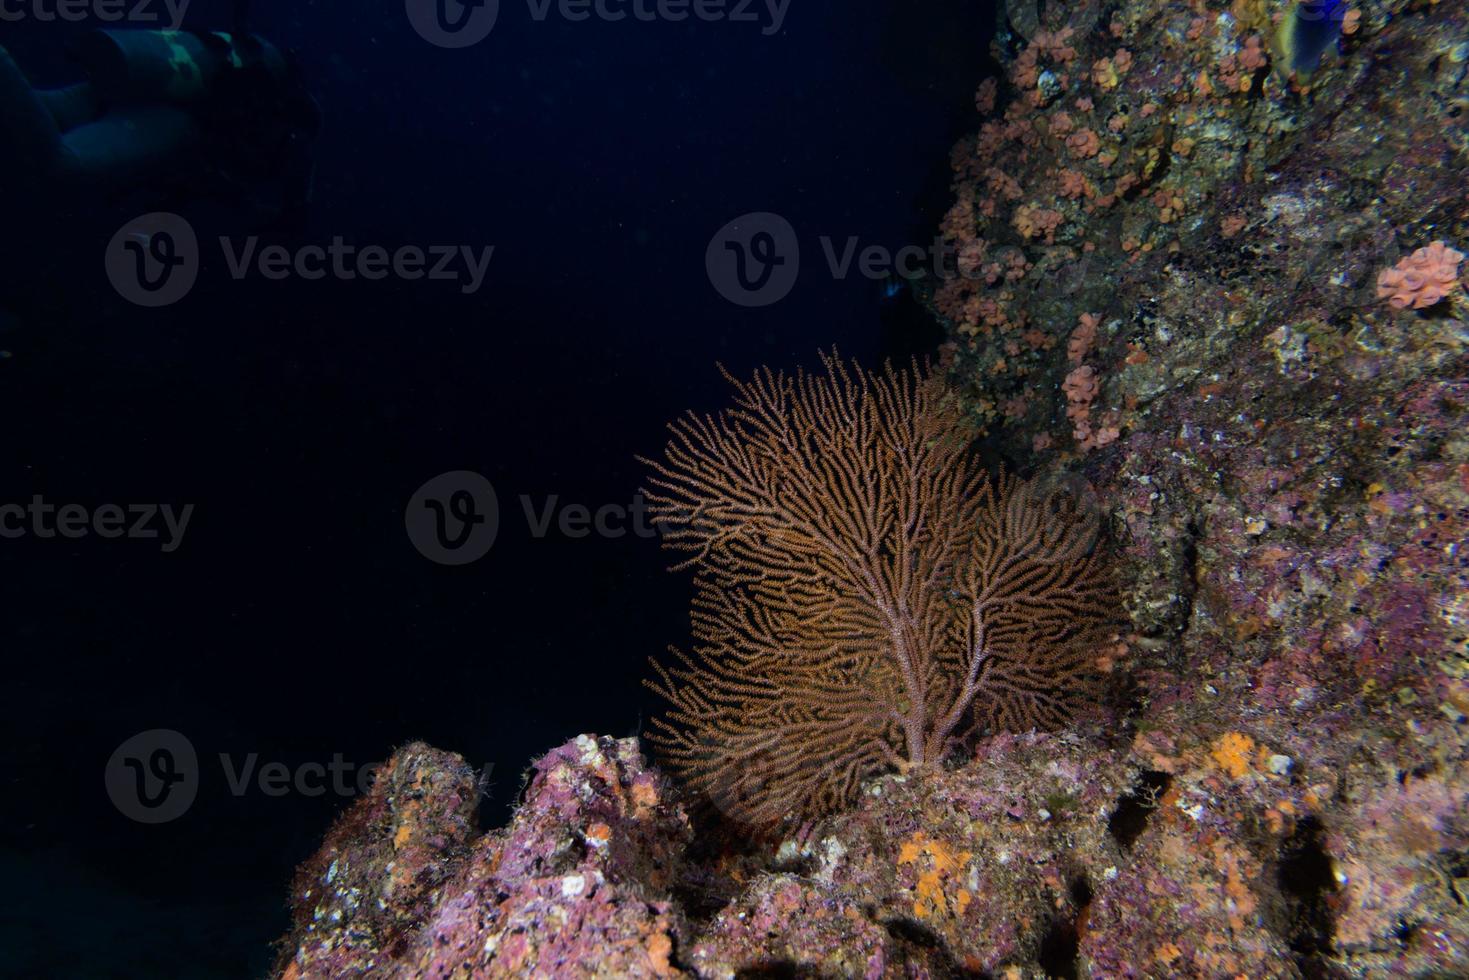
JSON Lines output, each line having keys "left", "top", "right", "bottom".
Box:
{"left": 277, "top": 736, "right": 690, "bottom": 978}
{"left": 280, "top": 743, "right": 480, "bottom": 976}
{"left": 276, "top": 1, "right": 1468, "bottom": 976}
{"left": 277, "top": 723, "right": 1465, "bottom": 976}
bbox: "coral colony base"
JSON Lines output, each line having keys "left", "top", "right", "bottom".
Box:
{"left": 275, "top": 0, "right": 1468, "bottom": 976}
{"left": 638, "top": 355, "right": 1121, "bottom": 833}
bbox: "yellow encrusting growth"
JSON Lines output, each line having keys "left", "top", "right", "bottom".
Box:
{"left": 899, "top": 832, "right": 975, "bottom": 920}
{"left": 1210, "top": 732, "right": 1257, "bottom": 779}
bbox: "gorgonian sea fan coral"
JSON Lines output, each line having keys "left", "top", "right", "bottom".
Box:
{"left": 639, "top": 354, "right": 1121, "bottom": 830}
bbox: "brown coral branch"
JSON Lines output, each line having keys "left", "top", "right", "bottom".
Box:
{"left": 640, "top": 353, "right": 1119, "bottom": 830}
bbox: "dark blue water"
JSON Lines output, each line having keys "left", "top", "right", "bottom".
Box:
{"left": 0, "top": 1, "right": 992, "bottom": 973}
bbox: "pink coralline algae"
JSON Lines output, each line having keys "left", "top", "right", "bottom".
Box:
{"left": 276, "top": 736, "right": 690, "bottom": 979}
{"left": 1376, "top": 241, "right": 1465, "bottom": 310}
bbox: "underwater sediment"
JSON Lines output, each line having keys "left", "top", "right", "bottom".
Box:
{"left": 275, "top": 0, "right": 1469, "bottom": 975}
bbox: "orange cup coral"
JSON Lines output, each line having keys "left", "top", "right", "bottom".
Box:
{"left": 1376, "top": 241, "right": 1465, "bottom": 310}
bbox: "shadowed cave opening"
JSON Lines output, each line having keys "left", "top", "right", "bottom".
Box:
{"left": 1107, "top": 770, "right": 1173, "bottom": 850}
{"left": 733, "top": 962, "right": 820, "bottom": 979}
{"left": 879, "top": 915, "right": 988, "bottom": 978}
{"left": 1278, "top": 816, "right": 1338, "bottom": 977}
{"left": 1037, "top": 876, "right": 1093, "bottom": 980}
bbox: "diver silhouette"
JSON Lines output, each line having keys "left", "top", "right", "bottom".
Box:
{"left": 0, "top": 1, "right": 319, "bottom": 232}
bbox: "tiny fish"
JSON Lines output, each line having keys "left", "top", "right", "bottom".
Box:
{"left": 879, "top": 273, "right": 908, "bottom": 303}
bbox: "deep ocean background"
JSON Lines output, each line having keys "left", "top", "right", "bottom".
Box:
{"left": 0, "top": 1, "right": 996, "bottom": 973}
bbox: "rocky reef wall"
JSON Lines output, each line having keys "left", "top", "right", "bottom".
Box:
{"left": 275, "top": 0, "right": 1468, "bottom": 975}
